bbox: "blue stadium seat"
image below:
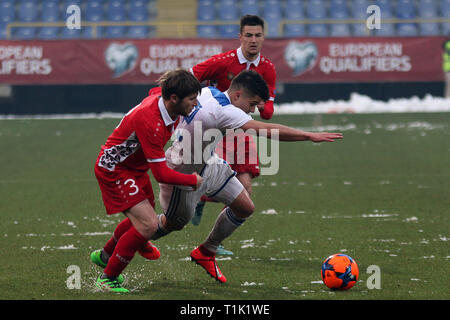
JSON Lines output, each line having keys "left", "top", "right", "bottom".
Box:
{"left": 351, "top": 0, "right": 369, "bottom": 19}
{"left": 330, "top": 24, "right": 351, "bottom": 37}
{"left": 351, "top": 0, "right": 370, "bottom": 36}
{"left": 374, "top": 0, "right": 393, "bottom": 18}
{"left": 396, "top": 0, "right": 416, "bottom": 19}
{"left": 107, "top": 0, "right": 126, "bottom": 22}
{"left": 65, "top": 0, "right": 82, "bottom": 6}
{"left": 284, "top": 23, "right": 306, "bottom": 37}
{"left": 263, "top": 0, "right": 282, "bottom": 19}
{"left": 241, "top": 0, "right": 260, "bottom": 16}
{"left": 86, "top": 0, "right": 104, "bottom": 22}
{"left": 105, "top": 26, "right": 126, "bottom": 39}
{"left": 15, "top": 27, "right": 36, "bottom": 39}
{"left": 397, "top": 23, "right": 418, "bottom": 36}
{"left": 418, "top": 0, "right": 438, "bottom": 18}
{"left": 375, "top": 23, "right": 395, "bottom": 36}
{"left": 129, "top": 0, "right": 150, "bottom": 21}
{"left": 38, "top": 27, "right": 60, "bottom": 40}
{"left": 105, "top": 0, "right": 126, "bottom": 39}
{"left": 306, "top": 0, "right": 327, "bottom": 20}
{"left": 127, "top": 26, "right": 149, "bottom": 39}
{"left": 197, "top": 0, "right": 216, "bottom": 21}
{"left": 308, "top": 24, "right": 328, "bottom": 37}
{"left": 442, "top": 23, "right": 450, "bottom": 35}
{"left": 197, "top": 25, "right": 218, "bottom": 38}
{"left": 198, "top": 0, "right": 217, "bottom": 37}
{"left": 219, "top": 24, "right": 239, "bottom": 38}
{"left": 394, "top": 0, "right": 416, "bottom": 37}
{"left": 285, "top": 0, "right": 304, "bottom": 20}
{"left": 417, "top": 0, "right": 439, "bottom": 36}
{"left": 284, "top": 0, "right": 304, "bottom": 37}
{"left": 442, "top": 0, "right": 450, "bottom": 34}
{"left": 219, "top": 0, "right": 238, "bottom": 21}
{"left": 419, "top": 23, "right": 440, "bottom": 36}
{"left": 0, "top": 1, "right": 16, "bottom": 25}
{"left": 352, "top": 24, "right": 370, "bottom": 37}
{"left": 306, "top": 0, "right": 327, "bottom": 37}
{"left": 82, "top": 26, "right": 102, "bottom": 39}
{"left": 41, "top": 0, "right": 60, "bottom": 23}
{"left": 328, "top": 0, "right": 350, "bottom": 37}
{"left": 84, "top": 1, "right": 105, "bottom": 39}
{"left": 329, "top": 0, "right": 348, "bottom": 19}
{"left": 18, "top": 0, "right": 39, "bottom": 23}
{"left": 263, "top": 0, "right": 282, "bottom": 37}
{"left": 0, "top": 23, "right": 8, "bottom": 39}
{"left": 61, "top": 27, "right": 82, "bottom": 39}
{"left": 442, "top": 0, "right": 450, "bottom": 18}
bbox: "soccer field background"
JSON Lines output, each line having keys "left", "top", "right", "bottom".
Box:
{"left": 0, "top": 112, "right": 448, "bottom": 300}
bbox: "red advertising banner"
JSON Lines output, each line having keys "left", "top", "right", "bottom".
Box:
{"left": 0, "top": 37, "right": 445, "bottom": 85}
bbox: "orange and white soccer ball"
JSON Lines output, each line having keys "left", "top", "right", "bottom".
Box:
{"left": 321, "top": 253, "right": 359, "bottom": 290}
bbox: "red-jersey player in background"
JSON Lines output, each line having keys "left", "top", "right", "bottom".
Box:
{"left": 189, "top": 15, "right": 276, "bottom": 255}
{"left": 91, "top": 69, "right": 203, "bottom": 293}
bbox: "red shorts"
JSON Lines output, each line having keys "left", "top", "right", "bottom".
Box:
{"left": 216, "top": 131, "right": 260, "bottom": 178}
{"left": 94, "top": 165, "right": 155, "bottom": 215}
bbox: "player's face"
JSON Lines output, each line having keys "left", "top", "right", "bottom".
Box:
{"left": 232, "top": 91, "right": 263, "bottom": 114}
{"left": 239, "top": 25, "right": 264, "bottom": 59}
{"left": 175, "top": 93, "right": 198, "bottom": 116}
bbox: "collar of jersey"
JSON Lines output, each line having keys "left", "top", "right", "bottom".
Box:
{"left": 158, "top": 97, "right": 178, "bottom": 126}
{"left": 237, "top": 47, "right": 260, "bottom": 68}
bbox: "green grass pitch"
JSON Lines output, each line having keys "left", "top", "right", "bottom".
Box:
{"left": 0, "top": 113, "right": 448, "bottom": 300}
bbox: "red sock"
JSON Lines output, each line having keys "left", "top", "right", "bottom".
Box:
{"left": 103, "top": 226, "right": 147, "bottom": 278}
{"left": 103, "top": 218, "right": 132, "bottom": 256}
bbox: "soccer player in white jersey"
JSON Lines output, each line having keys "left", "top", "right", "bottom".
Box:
{"left": 151, "top": 70, "right": 343, "bottom": 283}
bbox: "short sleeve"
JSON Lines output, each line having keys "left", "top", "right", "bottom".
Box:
{"left": 215, "top": 104, "right": 252, "bottom": 131}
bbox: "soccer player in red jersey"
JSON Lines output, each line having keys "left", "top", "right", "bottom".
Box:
{"left": 91, "top": 69, "right": 203, "bottom": 293}
{"left": 189, "top": 15, "right": 276, "bottom": 255}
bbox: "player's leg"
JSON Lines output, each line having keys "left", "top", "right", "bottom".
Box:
{"left": 191, "top": 133, "right": 235, "bottom": 226}
{"left": 214, "top": 132, "right": 259, "bottom": 254}
{"left": 151, "top": 183, "right": 203, "bottom": 240}
{"left": 211, "top": 171, "right": 254, "bottom": 256}
{"left": 200, "top": 187, "right": 254, "bottom": 254}
{"left": 96, "top": 199, "right": 157, "bottom": 293}
{"left": 191, "top": 174, "right": 254, "bottom": 283}
{"left": 92, "top": 173, "right": 160, "bottom": 266}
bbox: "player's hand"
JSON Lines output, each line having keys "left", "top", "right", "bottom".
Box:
{"left": 192, "top": 172, "right": 203, "bottom": 191}
{"left": 309, "top": 132, "right": 343, "bottom": 143}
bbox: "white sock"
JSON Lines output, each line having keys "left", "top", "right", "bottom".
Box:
{"left": 203, "top": 207, "right": 245, "bottom": 253}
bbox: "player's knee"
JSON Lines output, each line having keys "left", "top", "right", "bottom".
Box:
{"left": 137, "top": 219, "right": 158, "bottom": 239}
{"left": 234, "top": 199, "right": 255, "bottom": 219}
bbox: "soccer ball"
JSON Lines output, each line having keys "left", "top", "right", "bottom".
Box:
{"left": 321, "top": 253, "right": 359, "bottom": 290}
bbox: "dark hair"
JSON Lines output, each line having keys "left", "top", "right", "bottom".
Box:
{"left": 158, "top": 69, "right": 201, "bottom": 100}
{"left": 229, "top": 70, "right": 269, "bottom": 101}
{"left": 240, "top": 14, "right": 265, "bottom": 33}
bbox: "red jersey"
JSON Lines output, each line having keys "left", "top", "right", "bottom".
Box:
{"left": 191, "top": 47, "right": 276, "bottom": 120}
{"left": 97, "top": 95, "right": 178, "bottom": 172}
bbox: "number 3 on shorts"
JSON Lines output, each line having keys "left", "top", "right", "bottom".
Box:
{"left": 124, "top": 179, "right": 139, "bottom": 196}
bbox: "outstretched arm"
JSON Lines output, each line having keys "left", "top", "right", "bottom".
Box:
{"left": 240, "top": 120, "right": 343, "bottom": 142}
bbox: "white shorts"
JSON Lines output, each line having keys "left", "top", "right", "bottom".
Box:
{"left": 159, "top": 161, "right": 244, "bottom": 227}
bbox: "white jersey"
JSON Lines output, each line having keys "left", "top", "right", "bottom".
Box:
{"left": 166, "top": 86, "right": 252, "bottom": 174}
